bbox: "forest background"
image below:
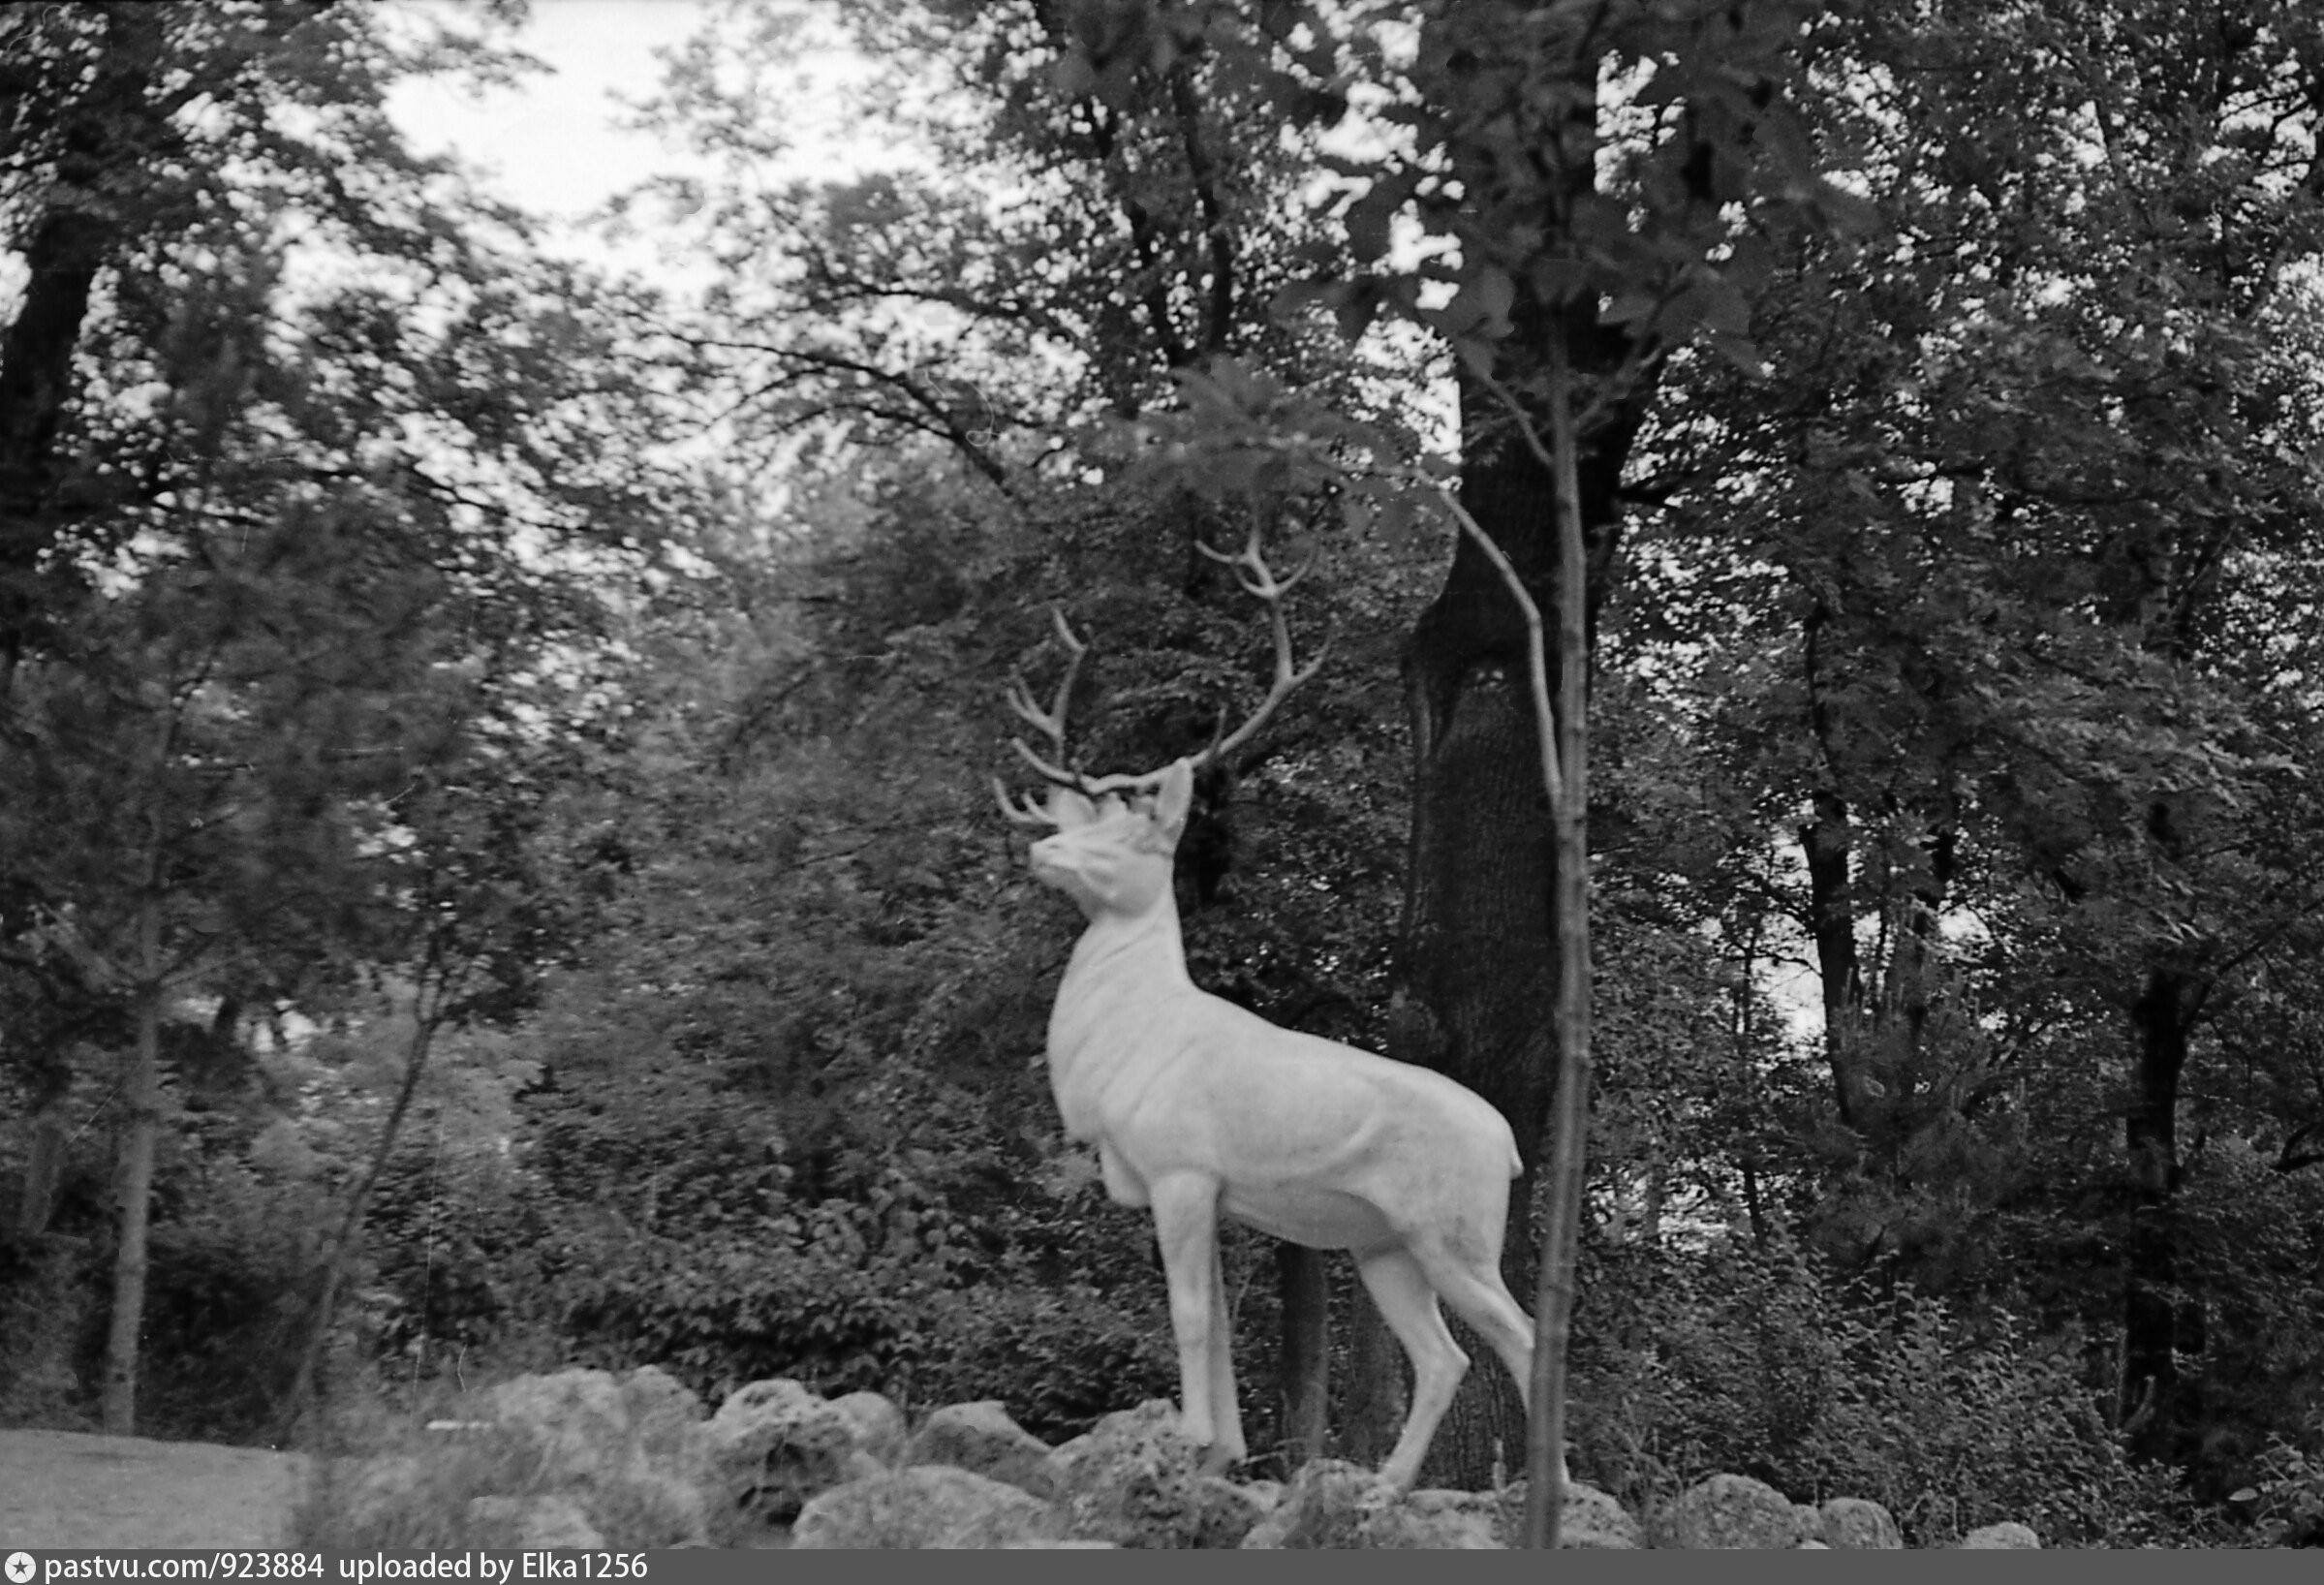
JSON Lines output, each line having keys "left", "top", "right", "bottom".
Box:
{"left": 4, "top": 0, "right": 2323, "bottom": 1549}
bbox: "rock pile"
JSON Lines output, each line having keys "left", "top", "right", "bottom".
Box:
{"left": 379, "top": 1367, "right": 2043, "bottom": 1549}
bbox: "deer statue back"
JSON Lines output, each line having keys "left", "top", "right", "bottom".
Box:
{"left": 996, "top": 527, "right": 1546, "bottom": 1493}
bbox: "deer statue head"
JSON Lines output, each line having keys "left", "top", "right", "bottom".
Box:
{"left": 995, "top": 524, "right": 1545, "bottom": 1495}
{"left": 1023, "top": 762, "right": 1192, "bottom": 922}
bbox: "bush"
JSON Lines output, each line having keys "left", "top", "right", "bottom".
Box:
{"left": 909, "top": 1280, "right": 1178, "bottom": 1443}
{"left": 0, "top": 1232, "right": 92, "bottom": 1428}
{"left": 2229, "top": 1412, "right": 2324, "bottom": 1547}
{"left": 1798, "top": 1294, "right": 2211, "bottom": 1546}
{"left": 1569, "top": 1231, "right": 2218, "bottom": 1546}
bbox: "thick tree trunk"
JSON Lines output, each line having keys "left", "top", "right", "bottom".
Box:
{"left": 2122, "top": 965, "right": 2191, "bottom": 1460}
{"left": 1376, "top": 0, "right": 1653, "bottom": 1490}
{"left": 1396, "top": 545, "right": 1555, "bottom": 1488}
{"left": 1392, "top": 324, "right": 1642, "bottom": 1489}
{"left": 1274, "top": 1242, "right": 1328, "bottom": 1468}
{"left": 0, "top": 4, "right": 169, "bottom": 690}
{"left": 101, "top": 901, "right": 163, "bottom": 1435}
{"left": 1341, "top": 1282, "right": 1405, "bottom": 1467}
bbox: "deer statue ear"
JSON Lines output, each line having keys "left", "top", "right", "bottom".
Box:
{"left": 1150, "top": 759, "right": 1194, "bottom": 845}
{"left": 1048, "top": 783, "right": 1100, "bottom": 829}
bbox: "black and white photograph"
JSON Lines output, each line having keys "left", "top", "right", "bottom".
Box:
{"left": 3, "top": 0, "right": 2321, "bottom": 1553}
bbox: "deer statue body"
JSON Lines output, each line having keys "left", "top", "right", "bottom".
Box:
{"left": 998, "top": 532, "right": 1547, "bottom": 1491}
{"left": 1022, "top": 759, "right": 1541, "bottom": 1492}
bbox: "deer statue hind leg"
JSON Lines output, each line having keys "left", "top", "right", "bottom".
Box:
{"left": 1419, "top": 1248, "right": 1567, "bottom": 1487}
{"left": 1355, "top": 1245, "right": 1471, "bottom": 1491}
{"left": 1150, "top": 1170, "right": 1244, "bottom": 1471}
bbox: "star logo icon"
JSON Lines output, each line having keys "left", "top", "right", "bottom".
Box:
{"left": 6, "top": 1551, "right": 36, "bottom": 1584}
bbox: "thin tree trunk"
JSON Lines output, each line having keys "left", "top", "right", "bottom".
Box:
{"left": 2122, "top": 966, "right": 2190, "bottom": 1459}
{"left": 101, "top": 896, "right": 163, "bottom": 1435}
{"left": 280, "top": 1010, "right": 442, "bottom": 1437}
{"left": 1799, "top": 786, "right": 1865, "bottom": 1126}
{"left": 1522, "top": 330, "right": 1594, "bottom": 1552}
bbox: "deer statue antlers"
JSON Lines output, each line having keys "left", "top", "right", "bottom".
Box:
{"left": 991, "top": 520, "right": 1330, "bottom": 827}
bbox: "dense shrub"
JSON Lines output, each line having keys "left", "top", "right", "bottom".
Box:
{"left": 132, "top": 1163, "right": 314, "bottom": 1444}
{"left": 0, "top": 1232, "right": 91, "bottom": 1428}
{"left": 2229, "top": 1412, "right": 2324, "bottom": 1548}
{"left": 910, "top": 1281, "right": 1179, "bottom": 1442}
{"left": 1569, "top": 1232, "right": 2219, "bottom": 1546}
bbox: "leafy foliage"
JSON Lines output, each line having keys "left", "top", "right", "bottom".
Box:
{"left": 1572, "top": 1233, "right": 2217, "bottom": 1547}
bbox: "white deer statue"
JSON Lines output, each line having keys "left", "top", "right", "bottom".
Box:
{"left": 995, "top": 526, "right": 1544, "bottom": 1494}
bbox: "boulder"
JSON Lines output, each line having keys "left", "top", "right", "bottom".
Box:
{"left": 1238, "top": 1459, "right": 1382, "bottom": 1549}
{"left": 1239, "top": 1465, "right": 1641, "bottom": 1549}
{"left": 477, "top": 1366, "right": 712, "bottom": 1544}
{"left": 480, "top": 1366, "right": 706, "bottom": 1515}
{"left": 1190, "top": 1475, "right": 1274, "bottom": 1549}
{"left": 906, "top": 1400, "right": 1055, "bottom": 1497}
{"left": 590, "top": 1469, "right": 711, "bottom": 1550}
{"left": 618, "top": 1366, "right": 707, "bottom": 1473}
{"left": 829, "top": 1390, "right": 908, "bottom": 1466}
{"left": 703, "top": 1378, "right": 880, "bottom": 1527}
{"left": 1042, "top": 1399, "right": 1211, "bottom": 1547}
{"left": 1961, "top": 1521, "right": 2042, "bottom": 1549}
{"left": 1487, "top": 1480, "right": 1645, "bottom": 1548}
{"left": 467, "top": 1495, "right": 605, "bottom": 1550}
{"left": 1818, "top": 1496, "right": 1903, "bottom": 1549}
{"left": 486, "top": 1370, "right": 632, "bottom": 1485}
{"left": 1656, "top": 1474, "right": 1813, "bottom": 1549}
{"left": 333, "top": 1373, "right": 715, "bottom": 1549}
{"left": 1361, "top": 1489, "right": 1501, "bottom": 1549}
{"left": 339, "top": 1455, "right": 427, "bottom": 1534}
{"left": 791, "top": 1466, "right": 1071, "bottom": 1549}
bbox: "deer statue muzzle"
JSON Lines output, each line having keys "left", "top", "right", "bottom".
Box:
{"left": 997, "top": 525, "right": 1547, "bottom": 1493}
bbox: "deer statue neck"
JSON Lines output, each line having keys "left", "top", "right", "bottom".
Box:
{"left": 1026, "top": 761, "right": 1204, "bottom": 1138}
{"left": 1061, "top": 879, "right": 1190, "bottom": 988}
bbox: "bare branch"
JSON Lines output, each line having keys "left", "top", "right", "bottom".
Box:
{"left": 1190, "top": 518, "right": 1332, "bottom": 768}
{"left": 1433, "top": 484, "right": 1565, "bottom": 811}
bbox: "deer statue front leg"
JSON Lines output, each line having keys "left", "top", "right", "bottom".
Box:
{"left": 1149, "top": 1169, "right": 1245, "bottom": 1473}
{"left": 1203, "top": 1236, "right": 1245, "bottom": 1469}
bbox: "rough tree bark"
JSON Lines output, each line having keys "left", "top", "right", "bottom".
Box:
{"left": 1275, "top": 1243, "right": 1329, "bottom": 1466}
{"left": 1391, "top": 297, "right": 1645, "bottom": 1489}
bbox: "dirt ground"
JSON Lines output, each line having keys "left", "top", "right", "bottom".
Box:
{"left": 0, "top": 1428, "right": 307, "bottom": 1550}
